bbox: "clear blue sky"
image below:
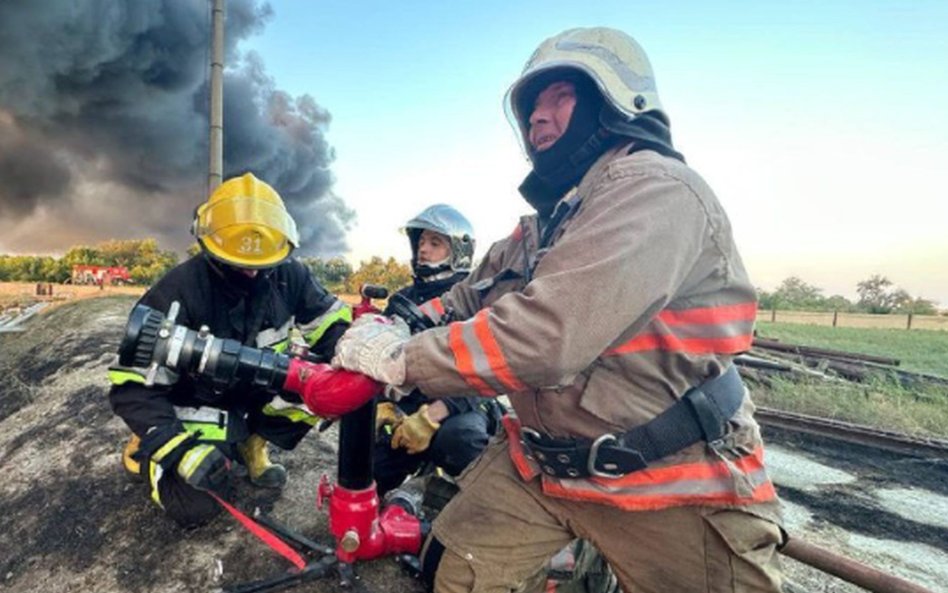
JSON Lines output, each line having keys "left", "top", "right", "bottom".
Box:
{"left": 244, "top": 0, "right": 948, "bottom": 304}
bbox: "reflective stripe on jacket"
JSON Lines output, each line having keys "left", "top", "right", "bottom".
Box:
{"left": 404, "top": 145, "right": 775, "bottom": 512}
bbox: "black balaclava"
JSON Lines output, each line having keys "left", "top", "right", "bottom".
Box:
{"left": 203, "top": 252, "right": 267, "bottom": 295}
{"left": 517, "top": 71, "right": 685, "bottom": 224}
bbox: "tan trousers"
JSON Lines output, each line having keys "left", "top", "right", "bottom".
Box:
{"left": 428, "top": 434, "right": 784, "bottom": 593}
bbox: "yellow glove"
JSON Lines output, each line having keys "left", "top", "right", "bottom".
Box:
{"left": 391, "top": 404, "right": 441, "bottom": 454}
{"left": 376, "top": 401, "right": 405, "bottom": 435}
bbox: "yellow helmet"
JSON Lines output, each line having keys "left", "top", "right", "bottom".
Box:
{"left": 192, "top": 173, "right": 300, "bottom": 268}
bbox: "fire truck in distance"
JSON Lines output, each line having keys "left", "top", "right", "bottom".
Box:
{"left": 70, "top": 265, "right": 132, "bottom": 286}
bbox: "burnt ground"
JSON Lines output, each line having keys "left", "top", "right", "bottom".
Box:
{"left": 764, "top": 427, "right": 948, "bottom": 549}
{"left": 763, "top": 427, "right": 948, "bottom": 592}
{"left": 0, "top": 296, "right": 422, "bottom": 593}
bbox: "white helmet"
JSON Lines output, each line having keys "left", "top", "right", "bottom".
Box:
{"left": 403, "top": 204, "right": 475, "bottom": 277}
{"left": 505, "top": 27, "right": 664, "bottom": 151}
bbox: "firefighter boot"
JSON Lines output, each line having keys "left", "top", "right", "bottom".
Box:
{"left": 237, "top": 434, "right": 287, "bottom": 489}
{"left": 122, "top": 433, "right": 142, "bottom": 481}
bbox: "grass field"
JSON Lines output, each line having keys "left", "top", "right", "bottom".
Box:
{"left": 752, "top": 321, "right": 948, "bottom": 438}
{"left": 0, "top": 281, "right": 145, "bottom": 310}
{"left": 755, "top": 321, "right": 948, "bottom": 377}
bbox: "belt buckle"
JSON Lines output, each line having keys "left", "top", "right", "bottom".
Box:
{"left": 519, "top": 427, "right": 541, "bottom": 459}
{"left": 588, "top": 434, "right": 624, "bottom": 479}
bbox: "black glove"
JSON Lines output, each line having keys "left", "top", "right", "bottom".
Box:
{"left": 176, "top": 444, "right": 231, "bottom": 493}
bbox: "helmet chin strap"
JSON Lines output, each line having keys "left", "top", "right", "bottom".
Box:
{"left": 414, "top": 258, "right": 453, "bottom": 281}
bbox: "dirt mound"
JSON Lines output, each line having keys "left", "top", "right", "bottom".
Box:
{"left": 0, "top": 296, "right": 422, "bottom": 593}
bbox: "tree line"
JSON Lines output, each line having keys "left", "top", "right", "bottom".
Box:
{"left": 757, "top": 275, "right": 939, "bottom": 315}
{"left": 4, "top": 241, "right": 935, "bottom": 315}
{"left": 0, "top": 240, "right": 412, "bottom": 294}
{"left": 0, "top": 239, "right": 178, "bottom": 285}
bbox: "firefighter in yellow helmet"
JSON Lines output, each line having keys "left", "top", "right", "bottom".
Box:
{"left": 109, "top": 173, "right": 352, "bottom": 528}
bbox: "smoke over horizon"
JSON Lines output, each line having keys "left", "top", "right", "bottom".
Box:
{"left": 0, "top": 0, "right": 352, "bottom": 256}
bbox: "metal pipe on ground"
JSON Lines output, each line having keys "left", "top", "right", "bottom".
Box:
{"left": 752, "top": 338, "right": 900, "bottom": 367}
{"left": 780, "top": 538, "right": 936, "bottom": 593}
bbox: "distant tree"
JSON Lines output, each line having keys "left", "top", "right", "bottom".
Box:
{"left": 61, "top": 246, "right": 104, "bottom": 267}
{"left": 856, "top": 274, "right": 896, "bottom": 313}
{"left": 186, "top": 243, "right": 202, "bottom": 258}
{"left": 772, "top": 276, "right": 826, "bottom": 310}
{"left": 300, "top": 256, "right": 353, "bottom": 291}
{"left": 824, "top": 295, "right": 856, "bottom": 312}
{"left": 854, "top": 275, "right": 936, "bottom": 315}
{"left": 756, "top": 288, "right": 775, "bottom": 310}
{"left": 896, "top": 296, "right": 938, "bottom": 315}
{"left": 345, "top": 256, "right": 411, "bottom": 294}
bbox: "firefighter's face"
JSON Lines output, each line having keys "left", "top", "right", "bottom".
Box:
{"left": 528, "top": 81, "right": 576, "bottom": 152}
{"left": 417, "top": 230, "right": 451, "bottom": 264}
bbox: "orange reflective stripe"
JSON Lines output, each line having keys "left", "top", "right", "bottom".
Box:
{"left": 605, "top": 333, "right": 753, "bottom": 356}
{"left": 472, "top": 310, "right": 527, "bottom": 392}
{"left": 658, "top": 301, "right": 757, "bottom": 325}
{"left": 503, "top": 416, "right": 540, "bottom": 479}
{"left": 539, "top": 447, "right": 776, "bottom": 510}
{"left": 419, "top": 298, "right": 445, "bottom": 322}
{"left": 543, "top": 476, "right": 777, "bottom": 511}
{"left": 605, "top": 301, "right": 757, "bottom": 356}
{"left": 448, "top": 322, "right": 494, "bottom": 395}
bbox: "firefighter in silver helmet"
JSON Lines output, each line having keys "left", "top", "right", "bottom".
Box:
{"left": 334, "top": 28, "right": 783, "bottom": 593}
{"left": 373, "top": 204, "right": 503, "bottom": 496}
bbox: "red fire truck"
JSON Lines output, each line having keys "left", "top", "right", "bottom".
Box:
{"left": 70, "top": 265, "right": 132, "bottom": 286}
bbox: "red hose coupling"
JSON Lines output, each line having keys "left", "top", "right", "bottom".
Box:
{"left": 321, "top": 481, "right": 422, "bottom": 563}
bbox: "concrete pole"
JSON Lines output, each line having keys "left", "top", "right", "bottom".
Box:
{"left": 208, "top": 0, "right": 224, "bottom": 192}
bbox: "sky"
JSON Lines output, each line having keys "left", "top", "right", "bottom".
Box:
{"left": 243, "top": 0, "right": 948, "bottom": 305}
{"left": 2, "top": 1, "right": 946, "bottom": 305}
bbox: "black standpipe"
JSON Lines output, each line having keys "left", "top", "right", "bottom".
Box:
{"left": 337, "top": 400, "right": 375, "bottom": 490}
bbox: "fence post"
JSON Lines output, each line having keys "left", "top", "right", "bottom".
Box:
{"left": 771, "top": 306, "right": 777, "bottom": 323}
{"left": 906, "top": 312, "right": 913, "bottom": 330}
{"left": 832, "top": 310, "right": 838, "bottom": 328}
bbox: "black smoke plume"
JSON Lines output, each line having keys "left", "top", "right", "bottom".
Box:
{"left": 0, "top": 0, "right": 351, "bottom": 255}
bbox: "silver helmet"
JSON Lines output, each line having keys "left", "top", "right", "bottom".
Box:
{"left": 504, "top": 27, "right": 664, "bottom": 153}
{"left": 403, "top": 204, "right": 475, "bottom": 277}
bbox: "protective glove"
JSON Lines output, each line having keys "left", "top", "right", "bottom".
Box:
{"left": 376, "top": 401, "right": 406, "bottom": 435}
{"left": 391, "top": 404, "right": 441, "bottom": 454}
{"left": 332, "top": 314, "right": 410, "bottom": 386}
{"left": 177, "top": 443, "right": 232, "bottom": 493}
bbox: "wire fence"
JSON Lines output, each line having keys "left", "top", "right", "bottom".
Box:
{"left": 757, "top": 309, "right": 948, "bottom": 331}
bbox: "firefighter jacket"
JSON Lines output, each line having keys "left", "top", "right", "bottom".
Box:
{"left": 403, "top": 144, "right": 776, "bottom": 513}
{"left": 108, "top": 254, "right": 351, "bottom": 438}
{"left": 386, "top": 274, "right": 492, "bottom": 418}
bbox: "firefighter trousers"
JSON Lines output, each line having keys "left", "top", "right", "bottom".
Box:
{"left": 427, "top": 434, "right": 785, "bottom": 593}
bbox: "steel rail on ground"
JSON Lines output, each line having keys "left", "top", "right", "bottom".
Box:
{"left": 757, "top": 407, "right": 948, "bottom": 457}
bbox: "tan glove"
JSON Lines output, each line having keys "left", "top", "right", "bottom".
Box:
{"left": 331, "top": 314, "right": 410, "bottom": 386}
{"left": 391, "top": 404, "right": 441, "bottom": 454}
{"left": 375, "top": 401, "right": 405, "bottom": 435}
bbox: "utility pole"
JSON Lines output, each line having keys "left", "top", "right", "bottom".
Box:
{"left": 208, "top": 0, "right": 224, "bottom": 192}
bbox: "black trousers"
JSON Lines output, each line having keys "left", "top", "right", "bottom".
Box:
{"left": 373, "top": 410, "right": 491, "bottom": 496}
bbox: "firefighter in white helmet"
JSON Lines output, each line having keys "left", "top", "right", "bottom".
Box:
{"left": 109, "top": 173, "right": 352, "bottom": 528}
{"left": 334, "top": 28, "right": 783, "bottom": 593}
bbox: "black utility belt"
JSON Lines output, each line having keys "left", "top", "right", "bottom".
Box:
{"left": 519, "top": 365, "right": 745, "bottom": 479}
